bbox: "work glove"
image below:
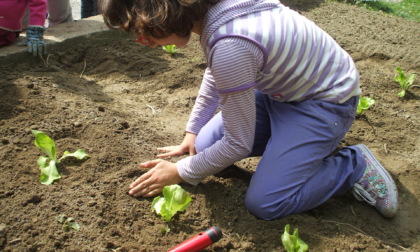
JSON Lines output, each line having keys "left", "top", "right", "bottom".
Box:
{"left": 25, "top": 26, "right": 47, "bottom": 56}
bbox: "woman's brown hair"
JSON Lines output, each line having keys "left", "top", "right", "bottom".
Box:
{"left": 98, "top": 0, "right": 220, "bottom": 38}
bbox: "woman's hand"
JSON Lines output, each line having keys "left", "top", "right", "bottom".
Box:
{"left": 128, "top": 159, "right": 184, "bottom": 197}
{"left": 156, "top": 132, "right": 197, "bottom": 157}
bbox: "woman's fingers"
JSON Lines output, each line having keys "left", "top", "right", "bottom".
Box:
{"left": 141, "top": 183, "right": 162, "bottom": 197}
{"left": 157, "top": 145, "right": 180, "bottom": 152}
{"left": 142, "top": 188, "right": 161, "bottom": 197}
{"left": 129, "top": 171, "right": 149, "bottom": 189}
{"left": 129, "top": 175, "right": 163, "bottom": 197}
{"left": 156, "top": 146, "right": 184, "bottom": 158}
{"left": 156, "top": 150, "right": 182, "bottom": 158}
{"left": 128, "top": 160, "right": 165, "bottom": 197}
{"left": 129, "top": 160, "right": 160, "bottom": 190}
{"left": 128, "top": 160, "right": 181, "bottom": 198}
{"left": 129, "top": 175, "right": 153, "bottom": 196}
{"left": 140, "top": 159, "right": 163, "bottom": 168}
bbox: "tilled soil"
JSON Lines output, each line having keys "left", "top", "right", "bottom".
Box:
{"left": 0, "top": 1, "right": 419, "bottom": 251}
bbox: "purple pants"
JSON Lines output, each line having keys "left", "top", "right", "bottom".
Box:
{"left": 195, "top": 91, "right": 366, "bottom": 220}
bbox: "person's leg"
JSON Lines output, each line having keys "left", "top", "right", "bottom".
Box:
{"left": 47, "top": 0, "right": 73, "bottom": 27}
{"left": 195, "top": 90, "right": 271, "bottom": 155}
{"left": 244, "top": 96, "right": 366, "bottom": 220}
{"left": 81, "top": 0, "right": 98, "bottom": 19}
{"left": 195, "top": 92, "right": 396, "bottom": 219}
{"left": 0, "top": 30, "right": 19, "bottom": 46}
{"left": 21, "top": 8, "right": 30, "bottom": 30}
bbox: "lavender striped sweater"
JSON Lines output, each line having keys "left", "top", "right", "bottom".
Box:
{"left": 177, "top": 0, "right": 361, "bottom": 185}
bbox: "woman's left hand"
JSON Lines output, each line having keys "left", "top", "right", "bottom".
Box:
{"left": 128, "top": 159, "right": 184, "bottom": 197}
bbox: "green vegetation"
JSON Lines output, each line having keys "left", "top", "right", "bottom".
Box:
{"left": 152, "top": 184, "right": 192, "bottom": 222}
{"left": 281, "top": 224, "right": 309, "bottom": 252}
{"left": 334, "top": 0, "right": 420, "bottom": 22}
{"left": 357, "top": 96, "right": 375, "bottom": 115}
{"left": 162, "top": 45, "right": 179, "bottom": 54}
{"left": 395, "top": 66, "right": 416, "bottom": 98}
{"left": 56, "top": 214, "right": 80, "bottom": 232}
{"left": 32, "top": 130, "right": 90, "bottom": 185}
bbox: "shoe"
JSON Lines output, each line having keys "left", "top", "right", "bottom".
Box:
{"left": 352, "top": 144, "right": 398, "bottom": 218}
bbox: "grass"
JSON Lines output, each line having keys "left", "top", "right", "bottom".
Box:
{"left": 333, "top": 0, "right": 420, "bottom": 22}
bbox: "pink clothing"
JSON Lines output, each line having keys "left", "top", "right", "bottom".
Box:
{"left": 0, "top": 0, "right": 47, "bottom": 31}
{"left": 0, "top": 30, "right": 18, "bottom": 46}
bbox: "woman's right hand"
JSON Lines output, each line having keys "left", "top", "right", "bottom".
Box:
{"left": 156, "top": 132, "right": 197, "bottom": 157}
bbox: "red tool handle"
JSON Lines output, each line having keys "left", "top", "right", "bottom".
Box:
{"left": 168, "top": 226, "right": 223, "bottom": 252}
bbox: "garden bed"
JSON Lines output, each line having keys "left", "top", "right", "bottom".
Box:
{"left": 0, "top": 1, "right": 419, "bottom": 251}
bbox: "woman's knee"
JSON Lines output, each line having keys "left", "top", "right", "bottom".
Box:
{"left": 195, "top": 113, "right": 224, "bottom": 152}
{"left": 195, "top": 133, "right": 216, "bottom": 152}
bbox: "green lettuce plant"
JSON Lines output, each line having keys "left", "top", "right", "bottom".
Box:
{"left": 162, "top": 45, "right": 178, "bottom": 54}
{"left": 56, "top": 214, "right": 80, "bottom": 232}
{"left": 281, "top": 224, "right": 309, "bottom": 252}
{"left": 152, "top": 184, "right": 192, "bottom": 222}
{"left": 356, "top": 96, "right": 375, "bottom": 115}
{"left": 32, "top": 130, "right": 90, "bottom": 185}
{"left": 395, "top": 67, "right": 415, "bottom": 98}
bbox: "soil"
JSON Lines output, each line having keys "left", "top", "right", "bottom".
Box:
{"left": 0, "top": 1, "right": 419, "bottom": 251}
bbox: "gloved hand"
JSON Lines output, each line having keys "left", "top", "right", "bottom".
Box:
{"left": 25, "top": 26, "right": 47, "bottom": 56}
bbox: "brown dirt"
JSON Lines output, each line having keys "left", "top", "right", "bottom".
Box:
{"left": 0, "top": 1, "right": 419, "bottom": 251}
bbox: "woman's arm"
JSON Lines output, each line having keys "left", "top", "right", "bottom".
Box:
{"left": 28, "top": 0, "right": 47, "bottom": 27}
{"left": 185, "top": 67, "right": 220, "bottom": 135}
{"left": 177, "top": 37, "right": 264, "bottom": 185}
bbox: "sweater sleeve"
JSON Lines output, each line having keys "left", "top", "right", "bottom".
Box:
{"left": 185, "top": 68, "right": 220, "bottom": 135}
{"left": 28, "top": 0, "right": 47, "bottom": 27}
{"left": 177, "top": 37, "right": 264, "bottom": 185}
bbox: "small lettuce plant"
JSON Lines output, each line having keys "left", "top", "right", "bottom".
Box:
{"left": 32, "top": 130, "right": 90, "bottom": 185}
{"left": 357, "top": 96, "right": 375, "bottom": 115}
{"left": 162, "top": 45, "right": 178, "bottom": 54}
{"left": 56, "top": 214, "right": 80, "bottom": 232}
{"left": 281, "top": 224, "right": 309, "bottom": 252}
{"left": 152, "top": 184, "right": 192, "bottom": 222}
{"left": 395, "top": 67, "right": 415, "bottom": 98}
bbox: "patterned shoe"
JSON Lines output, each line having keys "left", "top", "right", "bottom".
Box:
{"left": 352, "top": 144, "right": 398, "bottom": 218}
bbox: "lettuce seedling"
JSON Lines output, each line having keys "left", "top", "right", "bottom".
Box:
{"left": 395, "top": 67, "right": 416, "bottom": 98}
{"left": 356, "top": 96, "right": 375, "bottom": 115}
{"left": 281, "top": 224, "right": 309, "bottom": 252}
{"left": 162, "top": 45, "right": 178, "bottom": 54}
{"left": 152, "top": 184, "right": 192, "bottom": 222}
{"left": 56, "top": 214, "right": 80, "bottom": 232}
{"left": 32, "top": 130, "right": 90, "bottom": 185}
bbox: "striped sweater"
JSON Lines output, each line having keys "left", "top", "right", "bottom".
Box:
{"left": 177, "top": 0, "right": 361, "bottom": 185}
